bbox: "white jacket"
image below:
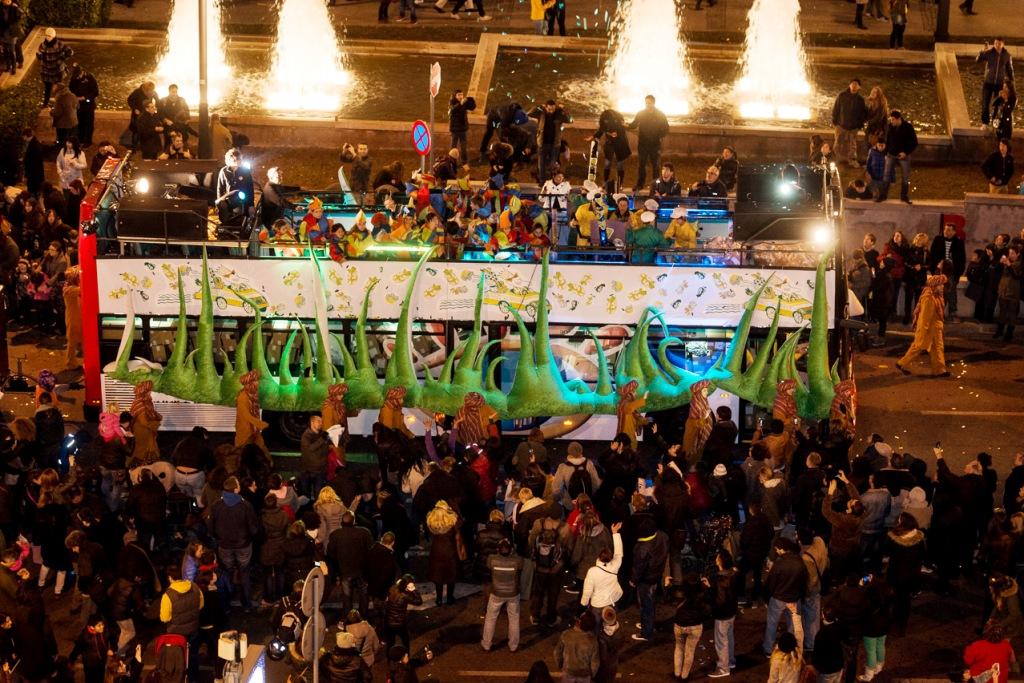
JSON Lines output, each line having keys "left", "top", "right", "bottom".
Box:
{"left": 580, "top": 532, "right": 623, "bottom": 609}
{"left": 56, "top": 150, "right": 87, "bottom": 190}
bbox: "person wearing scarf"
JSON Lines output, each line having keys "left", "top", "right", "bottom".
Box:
{"left": 615, "top": 380, "right": 646, "bottom": 451}
{"left": 683, "top": 379, "right": 713, "bottom": 460}
{"left": 455, "top": 392, "right": 496, "bottom": 446}
{"left": 322, "top": 383, "right": 350, "bottom": 432}
{"left": 380, "top": 386, "right": 414, "bottom": 439}
{"left": 235, "top": 370, "right": 269, "bottom": 450}
{"left": 897, "top": 267, "right": 950, "bottom": 377}
{"left": 129, "top": 380, "right": 162, "bottom": 466}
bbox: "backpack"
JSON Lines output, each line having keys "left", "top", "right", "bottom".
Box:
{"left": 567, "top": 462, "right": 593, "bottom": 499}
{"left": 534, "top": 527, "right": 562, "bottom": 570}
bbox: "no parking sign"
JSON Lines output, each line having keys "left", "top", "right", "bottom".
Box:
{"left": 411, "top": 119, "right": 431, "bottom": 158}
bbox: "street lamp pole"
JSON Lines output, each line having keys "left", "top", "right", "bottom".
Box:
{"left": 198, "top": 0, "right": 211, "bottom": 159}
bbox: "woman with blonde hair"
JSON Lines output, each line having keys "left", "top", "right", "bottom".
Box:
{"left": 768, "top": 632, "right": 803, "bottom": 683}
{"left": 35, "top": 479, "right": 71, "bottom": 595}
{"left": 902, "top": 232, "right": 931, "bottom": 324}
{"left": 866, "top": 87, "right": 890, "bottom": 144}
{"left": 315, "top": 486, "right": 347, "bottom": 540}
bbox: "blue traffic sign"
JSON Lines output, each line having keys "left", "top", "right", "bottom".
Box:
{"left": 411, "top": 120, "right": 431, "bottom": 157}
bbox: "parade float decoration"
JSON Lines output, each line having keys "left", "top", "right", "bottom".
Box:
{"left": 107, "top": 249, "right": 851, "bottom": 426}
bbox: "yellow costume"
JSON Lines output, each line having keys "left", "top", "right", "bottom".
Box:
{"left": 664, "top": 219, "right": 699, "bottom": 249}
{"left": 456, "top": 392, "right": 498, "bottom": 445}
{"left": 235, "top": 370, "right": 269, "bottom": 450}
{"left": 129, "top": 380, "right": 162, "bottom": 465}
{"left": 615, "top": 380, "right": 646, "bottom": 451}
{"left": 898, "top": 274, "right": 947, "bottom": 375}
{"left": 574, "top": 203, "right": 606, "bottom": 246}
{"left": 322, "top": 383, "right": 349, "bottom": 431}
{"left": 380, "top": 386, "right": 414, "bottom": 438}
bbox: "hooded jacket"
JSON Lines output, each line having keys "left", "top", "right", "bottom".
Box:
{"left": 318, "top": 646, "right": 372, "bottom": 683}
{"left": 631, "top": 529, "right": 669, "bottom": 585}
{"left": 554, "top": 627, "right": 600, "bottom": 678}
{"left": 903, "top": 486, "right": 932, "bottom": 529}
{"left": 553, "top": 456, "right": 602, "bottom": 510}
{"left": 822, "top": 485, "right": 862, "bottom": 557}
{"left": 207, "top": 491, "right": 259, "bottom": 549}
{"left": 885, "top": 528, "right": 925, "bottom": 587}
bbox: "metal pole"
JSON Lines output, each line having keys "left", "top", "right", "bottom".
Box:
{"left": 934, "top": 0, "right": 950, "bottom": 43}
{"left": 198, "top": 0, "right": 211, "bottom": 159}
{"left": 311, "top": 573, "right": 320, "bottom": 683}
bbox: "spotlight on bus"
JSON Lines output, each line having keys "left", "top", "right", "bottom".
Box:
{"left": 238, "top": 191, "right": 247, "bottom": 201}
{"left": 810, "top": 223, "right": 834, "bottom": 249}
{"left": 135, "top": 177, "right": 150, "bottom": 195}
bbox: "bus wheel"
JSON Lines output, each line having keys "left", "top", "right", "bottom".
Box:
{"left": 278, "top": 412, "right": 311, "bottom": 444}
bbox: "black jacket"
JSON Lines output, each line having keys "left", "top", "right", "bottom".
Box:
{"left": 884, "top": 119, "right": 918, "bottom": 157}
{"left": 326, "top": 525, "right": 373, "bottom": 580}
{"left": 982, "top": 151, "right": 1015, "bottom": 187}
{"left": 319, "top": 647, "right": 372, "bottom": 683}
{"left": 594, "top": 109, "right": 631, "bottom": 160}
{"left": 367, "top": 543, "right": 398, "bottom": 599}
{"left": 448, "top": 96, "right": 476, "bottom": 134}
{"left": 206, "top": 492, "right": 259, "bottom": 549}
{"left": 703, "top": 419, "right": 738, "bottom": 465}
{"left": 711, "top": 568, "right": 739, "bottom": 620}
{"left": 628, "top": 106, "right": 670, "bottom": 150}
{"left": 689, "top": 179, "right": 728, "bottom": 198}
{"left": 976, "top": 46, "right": 1014, "bottom": 85}
{"left": 384, "top": 585, "right": 423, "bottom": 627}
{"left": 673, "top": 584, "right": 710, "bottom": 626}
{"left": 764, "top": 552, "right": 808, "bottom": 602}
{"left": 928, "top": 234, "right": 967, "bottom": 279}
{"left": 651, "top": 176, "right": 681, "bottom": 197}
{"left": 172, "top": 431, "right": 213, "bottom": 471}
{"left": 832, "top": 89, "right": 867, "bottom": 130}
{"left": 812, "top": 621, "right": 846, "bottom": 674}
{"left": 69, "top": 72, "right": 99, "bottom": 112}
{"left": 631, "top": 530, "right": 669, "bottom": 585}
{"left": 300, "top": 428, "right": 330, "bottom": 474}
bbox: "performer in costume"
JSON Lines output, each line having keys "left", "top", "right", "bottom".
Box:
{"left": 235, "top": 369, "right": 269, "bottom": 451}
{"left": 683, "top": 379, "right": 713, "bottom": 459}
{"left": 380, "top": 386, "right": 414, "bottom": 439}
{"left": 897, "top": 267, "right": 950, "bottom": 377}
{"left": 129, "top": 380, "right": 162, "bottom": 466}
{"left": 299, "top": 197, "right": 332, "bottom": 244}
{"left": 615, "top": 379, "right": 647, "bottom": 451}
{"left": 455, "top": 392, "right": 497, "bottom": 446}
{"left": 321, "top": 383, "right": 350, "bottom": 432}
{"left": 35, "top": 369, "right": 58, "bottom": 408}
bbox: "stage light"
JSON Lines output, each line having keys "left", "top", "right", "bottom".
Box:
{"left": 238, "top": 191, "right": 247, "bottom": 201}
{"left": 241, "top": 160, "right": 251, "bottom": 170}
{"left": 776, "top": 181, "right": 795, "bottom": 198}
{"left": 135, "top": 177, "right": 150, "bottom": 194}
{"left": 810, "top": 223, "right": 834, "bottom": 249}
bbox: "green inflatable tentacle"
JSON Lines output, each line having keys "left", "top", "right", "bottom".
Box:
{"left": 504, "top": 304, "right": 538, "bottom": 398}
{"left": 830, "top": 359, "right": 841, "bottom": 385}
{"left": 309, "top": 249, "right": 335, "bottom": 385}
{"left": 804, "top": 253, "right": 835, "bottom": 418}
{"left": 296, "top": 320, "right": 314, "bottom": 380}
{"left": 165, "top": 269, "right": 190, "bottom": 373}
{"left": 485, "top": 357, "right": 505, "bottom": 393}
{"left": 656, "top": 338, "right": 687, "bottom": 384}
{"left": 194, "top": 249, "right": 219, "bottom": 403}
{"left": 738, "top": 298, "right": 782, "bottom": 395}
{"left": 440, "top": 339, "right": 467, "bottom": 385}
{"left": 220, "top": 323, "right": 256, "bottom": 402}
{"left": 714, "top": 274, "right": 773, "bottom": 377}
{"left": 385, "top": 251, "right": 431, "bottom": 397}
{"left": 278, "top": 329, "right": 299, "bottom": 387}
{"left": 330, "top": 333, "right": 357, "bottom": 380}
{"left": 473, "top": 340, "right": 502, "bottom": 372}
{"left": 422, "top": 362, "right": 437, "bottom": 385}
{"left": 355, "top": 282, "right": 376, "bottom": 372}
{"left": 454, "top": 274, "right": 485, "bottom": 378}
{"left": 757, "top": 327, "right": 804, "bottom": 406}
{"left": 591, "top": 332, "right": 613, "bottom": 396}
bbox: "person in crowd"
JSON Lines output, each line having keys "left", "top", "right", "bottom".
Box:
{"left": 157, "top": 83, "right": 196, "bottom": 145}
{"left": 49, "top": 82, "right": 79, "bottom": 149}
{"left": 628, "top": 95, "right": 670, "bottom": 190}
{"left": 136, "top": 99, "right": 165, "bottom": 160}
{"left": 994, "top": 244, "right": 1023, "bottom": 342}
{"left": 714, "top": 146, "right": 740, "bottom": 191}
{"left": 545, "top": 0, "right": 566, "bottom": 35}
{"left": 982, "top": 139, "right": 1015, "bottom": 193}
{"left": 554, "top": 611, "right": 600, "bottom": 683}
{"left": 879, "top": 110, "right": 917, "bottom": 204}
{"left": 767, "top": 631, "right": 803, "bottom": 683}
{"left": 0, "top": 0, "right": 25, "bottom": 76}
{"left": 448, "top": 89, "right": 476, "bottom": 162}
{"left": 865, "top": 87, "right": 890, "bottom": 144}
{"left": 651, "top": 163, "right": 682, "bottom": 198}
{"left": 206, "top": 476, "right": 259, "bottom": 609}
{"left": 977, "top": 38, "right": 1014, "bottom": 122}
{"left": 846, "top": 178, "right": 873, "bottom": 200}
{"left": 889, "top": 0, "right": 909, "bottom": 48}
{"left": 832, "top": 79, "right": 867, "bottom": 165}
{"left": 708, "top": 549, "right": 739, "bottom": 677}
{"left": 592, "top": 108, "right": 631, "bottom": 193}
{"left": 928, "top": 224, "right": 966, "bottom": 315}
{"left": 762, "top": 537, "right": 807, "bottom": 656}
{"left": 480, "top": 538, "right": 523, "bottom": 652}
{"left": 672, "top": 573, "right": 710, "bottom": 680}
{"left": 55, "top": 137, "right": 87, "bottom": 205}
{"left": 327, "top": 510, "right": 373, "bottom": 617}
{"left": 383, "top": 575, "right": 422, "bottom": 652}
{"left": 689, "top": 166, "right": 728, "bottom": 198}
{"left": 580, "top": 521, "right": 623, "bottom": 619}
{"left": 595, "top": 607, "right": 625, "bottom": 683}
{"left": 991, "top": 80, "right": 1016, "bottom": 140}
{"left": 319, "top": 630, "right": 372, "bottom": 683}
{"left": 36, "top": 27, "right": 72, "bottom": 106}
{"left": 903, "top": 232, "right": 930, "bottom": 324}
{"left": 215, "top": 147, "right": 254, "bottom": 224}
{"left": 68, "top": 64, "right": 98, "bottom": 147}
{"left": 530, "top": 100, "right": 572, "bottom": 183}
{"left": 553, "top": 442, "right": 602, "bottom": 512}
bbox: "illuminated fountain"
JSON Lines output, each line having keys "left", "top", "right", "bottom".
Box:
{"left": 602, "top": 0, "right": 695, "bottom": 116}
{"left": 264, "top": 0, "right": 350, "bottom": 113}
{"left": 735, "top": 0, "right": 812, "bottom": 121}
{"left": 155, "top": 0, "right": 233, "bottom": 106}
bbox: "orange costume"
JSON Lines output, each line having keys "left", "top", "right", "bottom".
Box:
{"left": 129, "top": 380, "right": 162, "bottom": 465}
{"left": 235, "top": 370, "right": 269, "bottom": 450}
{"left": 683, "top": 379, "right": 714, "bottom": 459}
{"left": 322, "top": 383, "right": 350, "bottom": 432}
{"left": 898, "top": 274, "right": 947, "bottom": 375}
{"left": 615, "top": 380, "right": 646, "bottom": 451}
{"left": 379, "top": 386, "right": 414, "bottom": 438}
{"left": 64, "top": 268, "right": 82, "bottom": 368}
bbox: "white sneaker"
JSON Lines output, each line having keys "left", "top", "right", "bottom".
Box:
{"left": 708, "top": 670, "right": 730, "bottom": 678}
{"left": 478, "top": 13, "right": 491, "bottom": 20}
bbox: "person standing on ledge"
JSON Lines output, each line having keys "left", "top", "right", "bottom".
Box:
{"left": 831, "top": 79, "right": 867, "bottom": 167}
{"left": 977, "top": 39, "right": 1013, "bottom": 124}
{"left": 879, "top": 110, "right": 917, "bottom": 205}
{"left": 627, "top": 95, "right": 670, "bottom": 192}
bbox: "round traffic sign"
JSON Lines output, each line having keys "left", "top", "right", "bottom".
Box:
{"left": 411, "top": 120, "right": 431, "bottom": 157}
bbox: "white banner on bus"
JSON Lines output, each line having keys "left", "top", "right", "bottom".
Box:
{"left": 96, "top": 258, "right": 835, "bottom": 329}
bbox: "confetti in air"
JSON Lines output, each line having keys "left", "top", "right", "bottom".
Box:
{"left": 734, "top": 0, "right": 812, "bottom": 120}
{"left": 603, "top": 0, "right": 694, "bottom": 116}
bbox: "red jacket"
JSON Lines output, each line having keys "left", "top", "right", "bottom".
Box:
{"left": 965, "top": 638, "right": 1014, "bottom": 683}
{"left": 470, "top": 453, "right": 497, "bottom": 504}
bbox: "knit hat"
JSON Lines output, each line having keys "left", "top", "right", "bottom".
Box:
{"left": 45, "top": 27, "right": 56, "bottom": 39}
{"left": 371, "top": 211, "right": 389, "bottom": 228}
{"left": 713, "top": 464, "right": 727, "bottom": 477}
{"left": 336, "top": 631, "right": 356, "bottom": 649}
{"left": 644, "top": 198, "right": 659, "bottom": 212}
{"left": 670, "top": 206, "right": 687, "bottom": 219}
{"left": 388, "top": 644, "right": 408, "bottom": 662}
